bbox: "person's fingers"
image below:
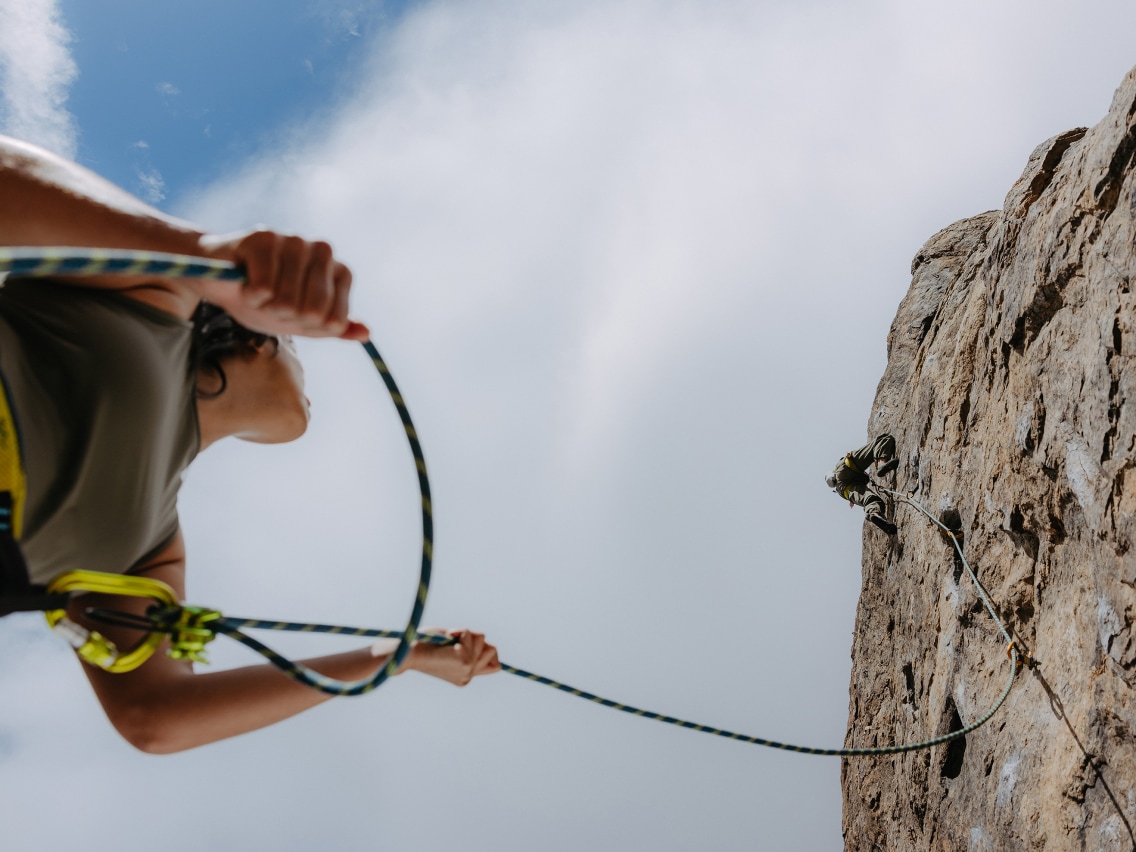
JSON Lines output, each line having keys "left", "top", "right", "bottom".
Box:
{"left": 266, "top": 236, "right": 309, "bottom": 315}
{"left": 478, "top": 644, "right": 501, "bottom": 675}
{"left": 456, "top": 630, "right": 474, "bottom": 662}
{"left": 464, "top": 631, "right": 485, "bottom": 665}
{"left": 237, "top": 231, "right": 279, "bottom": 308}
{"left": 404, "top": 629, "right": 501, "bottom": 684}
{"left": 458, "top": 630, "right": 485, "bottom": 685}
{"left": 324, "top": 260, "right": 352, "bottom": 334}
{"left": 340, "top": 320, "right": 371, "bottom": 342}
{"left": 205, "top": 230, "right": 365, "bottom": 339}
{"left": 298, "top": 240, "right": 335, "bottom": 327}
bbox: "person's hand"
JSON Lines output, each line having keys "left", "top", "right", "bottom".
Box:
{"left": 379, "top": 629, "right": 500, "bottom": 686}
{"left": 195, "top": 229, "right": 370, "bottom": 341}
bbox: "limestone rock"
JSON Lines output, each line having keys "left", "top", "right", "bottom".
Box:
{"left": 841, "top": 65, "right": 1136, "bottom": 850}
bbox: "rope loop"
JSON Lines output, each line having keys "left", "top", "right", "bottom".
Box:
{"left": 0, "top": 247, "right": 434, "bottom": 696}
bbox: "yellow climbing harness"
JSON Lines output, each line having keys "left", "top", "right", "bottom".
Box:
{"left": 840, "top": 454, "right": 861, "bottom": 502}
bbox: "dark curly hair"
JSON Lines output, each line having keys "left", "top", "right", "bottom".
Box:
{"left": 191, "top": 302, "right": 278, "bottom": 398}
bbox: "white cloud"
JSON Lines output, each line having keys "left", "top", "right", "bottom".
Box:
{"left": 5, "top": 1, "right": 1136, "bottom": 850}
{"left": 172, "top": 3, "right": 1136, "bottom": 848}
{"left": 169, "top": 2, "right": 1136, "bottom": 847}
{"left": 313, "top": 0, "right": 379, "bottom": 40}
{"left": 156, "top": 81, "right": 180, "bottom": 96}
{"left": 0, "top": 0, "right": 77, "bottom": 158}
{"left": 136, "top": 168, "right": 166, "bottom": 203}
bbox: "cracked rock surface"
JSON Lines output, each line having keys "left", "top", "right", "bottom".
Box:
{"left": 841, "top": 65, "right": 1136, "bottom": 851}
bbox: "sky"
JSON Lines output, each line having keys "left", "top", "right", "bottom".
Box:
{"left": 2, "top": 1, "right": 1136, "bottom": 849}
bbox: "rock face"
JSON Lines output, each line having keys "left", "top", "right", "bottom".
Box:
{"left": 841, "top": 67, "right": 1136, "bottom": 850}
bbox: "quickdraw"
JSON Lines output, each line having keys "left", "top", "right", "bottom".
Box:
{"left": 1, "top": 247, "right": 1028, "bottom": 754}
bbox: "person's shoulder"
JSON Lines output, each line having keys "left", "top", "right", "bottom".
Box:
{"left": 116, "top": 288, "right": 196, "bottom": 324}
{"left": 1, "top": 276, "right": 196, "bottom": 324}
{"left": 112, "top": 283, "right": 198, "bottom": 322}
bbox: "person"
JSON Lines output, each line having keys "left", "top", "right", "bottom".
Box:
{"left": 0, "top": 134, "right": 500, "bottom": 753}
{"left": 825, "top": 434, "right": 899, "bottom": 535}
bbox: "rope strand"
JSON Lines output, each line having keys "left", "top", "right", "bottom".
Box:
{"left": 87, "top": 490, "right": 1018, "bottom": 757}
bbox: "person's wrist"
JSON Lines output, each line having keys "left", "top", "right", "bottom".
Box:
{"left": 369, "top": 637, "right": 420, "bottom": 675}
{"left": 399, "top": 642, "right": 425, "bottom": 675}
{"left": 196, "top": 236, "right": 248, "bottom": 275}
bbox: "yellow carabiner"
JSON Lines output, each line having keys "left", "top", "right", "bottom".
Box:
{"left": 43, "top": 570, "right": 181, "bottom": 674}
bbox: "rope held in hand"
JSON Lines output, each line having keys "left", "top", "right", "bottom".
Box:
{"left": 0, "top": 246, "right": 432, "bottom": 696}
{"left": 88, "top": 528, "right": 1019, "bottom": 757}
{"left": 1, "top": 247, "right": 1022, "bottom": 753}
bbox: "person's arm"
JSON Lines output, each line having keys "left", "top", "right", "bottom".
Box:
{"left": 0, "top": 134, "right": 368, "bottom": 340}
{"left": 72, "top": 532, "right": 499, "bottom": 754}
{"left": 0, "top": 134, "right": 206, "bottom": 256}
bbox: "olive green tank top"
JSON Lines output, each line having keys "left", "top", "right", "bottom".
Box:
{"left": 0, "top": 278, "right": 198, "bottom": 585}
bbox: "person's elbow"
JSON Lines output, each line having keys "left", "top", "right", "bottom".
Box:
{"left": 101, "top": 693, "right": 190, "bottom": 755}
{"left": 105, "top": 699, "right": 178, "bottom": 754}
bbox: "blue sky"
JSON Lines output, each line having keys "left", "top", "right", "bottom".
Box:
{"left": 60, "top": 0, "right": 414, "bottom": 204}
{"left": 4, "top": 2, "right": 1136, "bottom": 850}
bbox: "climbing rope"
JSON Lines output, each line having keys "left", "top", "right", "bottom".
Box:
{"left": 880, "top": 488, "right": 1015, "bottom": 644}
{"left": 0, "top": 246, "right": 1023, "bottom": 751}
{"left": 75, "top": 485, "right": 1020, "bottom": 755}
{"left": 0, "top": 246, "right": 433, "bottom": 696}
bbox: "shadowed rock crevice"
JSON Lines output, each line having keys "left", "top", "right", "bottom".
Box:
{"left": 939, "top": 700, "right": 966, "bottom": 780}
{"left": 843, "top": 64, "right": 1136, "bottom": 851}
{"left": 1009, "top": 278, "right": 1066, "bottom": 352}
{"left": 1093, "top": 93, "right": 1136, "bottom": 218}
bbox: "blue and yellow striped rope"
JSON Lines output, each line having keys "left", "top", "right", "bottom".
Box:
{"left": 0, "top": 246, "right": 246, "bottom": 280}
{"left": 230, "top": 488, "right": 1023, "bottom": 756}
{"left": 250, "top": 485, "right": 1020, "bottom": 756}
{"left": 103, "top": 568, "right": 1018, "bottom": 756}
{"left": 2, "top": 247, "right": 1022, "bottom": 754}
{"left": 0, "top": 246, "right": 431, "bottom": 697}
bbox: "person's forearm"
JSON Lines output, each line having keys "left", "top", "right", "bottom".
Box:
{"left": 90, "top": 646, "right": 401, "bottom": 754}
{"left": 0, "top": 135, "right": 369, "bottom": 337}
{"left": 0, "top": 134, "right": 205, "bottom": 254}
